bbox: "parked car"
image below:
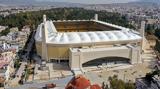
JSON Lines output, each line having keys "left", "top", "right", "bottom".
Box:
{"left": 43, "top": 83, "right": 56, "bottom": 89}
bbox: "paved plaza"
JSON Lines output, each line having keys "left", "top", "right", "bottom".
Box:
{"left": 85, "top": 61, "right": 154, "bottom": 85}
{"left": 33, "top": 62, "right": 73, "bottom": 81}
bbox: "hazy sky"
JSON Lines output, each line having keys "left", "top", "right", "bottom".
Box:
{"left": 37, "top": 0, "right": 139, "bottom": 4}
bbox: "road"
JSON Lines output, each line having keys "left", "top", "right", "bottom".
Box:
{"left": 6, "top": 76, "right": 73, "bottom": 89}
{"left": 6, "top": 31, "right": 36, "bottom": 88}
{"left": 21, "top": 31, "right": 36, "bottom": 61}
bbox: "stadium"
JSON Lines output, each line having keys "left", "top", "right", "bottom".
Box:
{"left": 35, "top": 15, "right": 143, "bottom": 71}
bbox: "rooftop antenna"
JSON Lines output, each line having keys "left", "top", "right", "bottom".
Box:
{"left": 94, "top": 14, "right": 98, "bottom": 21}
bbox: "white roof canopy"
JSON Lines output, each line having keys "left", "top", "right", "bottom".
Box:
{"left": 35, "top": 20, "right": 142, "bottom": 44}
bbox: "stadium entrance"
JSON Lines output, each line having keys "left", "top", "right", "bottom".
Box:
{"left": 82, "top": 57, "right": 130, "bottom": 67}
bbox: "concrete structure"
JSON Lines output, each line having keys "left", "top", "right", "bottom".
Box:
{"left": 139, "top": 21, "right": 146, "bottom": 51}
{"left": 35, "top": 15, "right": 143, "bottom": 71}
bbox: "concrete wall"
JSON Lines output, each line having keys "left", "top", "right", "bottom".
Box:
{"left": 47, "top": 46, "right": 69, "bottom": 60}
{"left": 69, "top": 46, "right": 141, "bottom": 70}
{"left": 130, "top": 46, "right": 141, "bottom": 64}
{"left": 36, "top": 41, "right": 141, "bottom": 69}
{"left": 36, "top": 43, "right": 42, "bottom": 56}
{"left": 36, "top": 42, "right": 69, "bottom": 60}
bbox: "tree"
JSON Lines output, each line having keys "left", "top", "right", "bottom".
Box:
{"left": 155, "top": 28, "right": 160, "bottom": 39}
{"left": 102, "top": 75, "right": 135, "bottom": 89}
{"left": 109, "top": 75, "right": 125, "bottom": 89}
{"left": 0, "top": 8, "right": 134, "bottom": 30}
{"left": 146, "top": 24, "right": 155, "bottom": 34}
{"left": 125, "top": 82, "right": 135, "bottom": 89}
{"left": 0, "top": 28, "right": 10, "bottom": 36}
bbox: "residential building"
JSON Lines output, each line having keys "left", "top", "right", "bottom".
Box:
{"left": 0, "top": 27, "right": 30, "bottom": 51}
{"left": 0, "top": 43, "right": 16, "bottom": 86}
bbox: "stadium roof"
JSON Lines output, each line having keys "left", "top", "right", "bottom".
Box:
{"left": 35, "top": 20, "right": 142, "bottom": 44}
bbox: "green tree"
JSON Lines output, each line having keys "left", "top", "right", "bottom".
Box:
{"left": 125, "top": 82, "right": 135, "bottom": 89}
{"left": 14, "top": 59, "right": 21, "bottom": 70}
{"left": 0, "top": 28, "right": 10, "bottom": 36}
{"left": 103, "top": 75, "right": 135, "bottom": 89}
{"left": 0, "top": 8, "right": 134, "bottom": 30}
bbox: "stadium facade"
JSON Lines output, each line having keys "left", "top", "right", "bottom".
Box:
{"left": 35, "top": 15, "right": 144, "bottom": 71}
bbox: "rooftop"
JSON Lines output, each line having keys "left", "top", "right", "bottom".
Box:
{"left": 66, "top": 75, "right": 101, "bottom": 89}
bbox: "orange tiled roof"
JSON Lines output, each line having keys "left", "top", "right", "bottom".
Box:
{"left": 90, "top": 84, "right": 101, "bottom": 89}
{"left": 66, "top": 75, "right": 101, "bottom": 89}
{"left": 66, "top": 75, "right": 91, "bottom": 89}
{"left": 0, "top": 77, "right": 5, "bottom": 83}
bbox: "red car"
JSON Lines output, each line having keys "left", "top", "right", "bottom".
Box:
{"left": 45, "top": 83, "right": 56, "bottom": 88}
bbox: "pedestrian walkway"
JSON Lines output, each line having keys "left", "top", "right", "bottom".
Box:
{"left": 8, "top": 62, "right": 27, "bottom": 87}
{"left": 6, "top": 76, "right": 73, "bottom": 89}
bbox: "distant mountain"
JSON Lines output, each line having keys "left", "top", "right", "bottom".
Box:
{"left": 88, "top": 1, "right": 159, "bottom": 7}
{"left": 0, "top": 0, "right": 35, "bottom": 6}
{"left": 0, "top": 0, "right": 85, "bottom": 7}
{"left": 137, "top": 0, "right": 160, "bottom": 3}
{"left": 0, "top": 0, "right": 159, "bottom": 7}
